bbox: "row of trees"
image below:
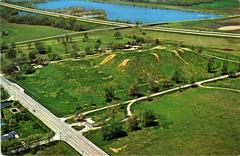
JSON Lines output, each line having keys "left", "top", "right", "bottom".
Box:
{"left": 1, "top": 7, "right": 91, "bottom": 31}
{"left": 102, "top": 109, "right": 157, "bottom": 140}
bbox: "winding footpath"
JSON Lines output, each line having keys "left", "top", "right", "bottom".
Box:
{"left": 198, "top": 84, "right": 240, "bottom": 93}
{"left": 83, "top": 73, "right": 240, "bottom": 117}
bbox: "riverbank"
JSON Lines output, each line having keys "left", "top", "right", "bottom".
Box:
{"left": 88, "top": 0, "right": 238, "bottom": 15}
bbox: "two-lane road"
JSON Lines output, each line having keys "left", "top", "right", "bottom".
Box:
{"left": 0, "top": 76, "right": 108, "bottom": 156}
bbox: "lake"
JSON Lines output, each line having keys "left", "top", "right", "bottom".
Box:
{"left": 34, "top": 0, "right": 220, "bottom": 24}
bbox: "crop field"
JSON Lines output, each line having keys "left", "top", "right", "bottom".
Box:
{"left": 160, "top": 17, "right": 240, "bottom": 33}
{"left": 85, "top": 87, "right": 240, "bottom": 155}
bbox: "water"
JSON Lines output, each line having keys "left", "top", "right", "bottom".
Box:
{"left": 34, "top": 0, "right": 220, "bottom": 23}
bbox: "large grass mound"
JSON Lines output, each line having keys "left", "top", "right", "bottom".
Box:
{"left": 85, "top": 88, "right": 240, "bottom": 155}
{"left": 16, "top": 48, "right": 237, "bottom": 117}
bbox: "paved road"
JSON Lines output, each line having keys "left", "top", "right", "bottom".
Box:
{"left": 0, "top": 2, "right": 134, "bottom": 28}
{"left": 0, "top": 76, "right": 109, "bottom": 156}
{"left": 142, "top": 26, "right": 240, "bottom": 38}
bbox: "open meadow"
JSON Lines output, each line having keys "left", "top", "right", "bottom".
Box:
{"left": 85, "top": 87, "right": 240, "bottom": 155}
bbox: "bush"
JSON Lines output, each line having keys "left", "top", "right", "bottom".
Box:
{"left": 21, "top": 64, "right": 36, "bottom": 75}
{"left": 140, "top": 109, "right": 156, "bottom": 128}
{"left": 128, "top": 116, "right": 139, "bottom": 131}
{"left": 102, "top": 119, "right": 126, "bottom": 140}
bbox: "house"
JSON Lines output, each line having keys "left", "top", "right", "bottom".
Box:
{"left": 1, "top": 131, "right": 18, "bottom": 141}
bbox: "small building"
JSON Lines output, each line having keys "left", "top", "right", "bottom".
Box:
{"left": 1, "top": 131, "right": 18, "bottom": 141}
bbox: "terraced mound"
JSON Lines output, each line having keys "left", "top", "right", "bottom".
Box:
{"left": 16, "top": 49, "right": 237, "bottom": 116}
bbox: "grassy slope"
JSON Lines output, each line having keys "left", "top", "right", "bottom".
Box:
{"left": 25, "top": 141, "right": 80, "bottom": 156}
{"left": 160, "top": 17, "right": 240, "bottom": 33}
{"left": 0, "top": 19, "right": 72, "bottom": 43}
{"left": 16, "top": 48, "right": 238, "bottom": 117}
{"left": 85, "top": 88, "right": 240, "bottom": 155}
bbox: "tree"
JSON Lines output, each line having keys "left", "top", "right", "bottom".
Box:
{"left": 83, "top": 33, "right": 88, "bottom": 42}
{"left": 85, "top": 47, "right": 91, "bottom": 54}
{"left": 2, "top": 63, "right": 17, "bottom": 75}
{"left": 35, "top": 41, "right": 46, "bottom": 54}
{"left": 28, "top": 51, "right": 37, "bottom": 62}
{"left": 102, "top": 119, "right": 126, "bottom": 140}
{"left": 140, "top": 109, "right": 156, "bottom": 127}
{"left": 221, "top": 59, "right": 228, "bottom": 75}
{"left": 127, "top": 115, "right": 139, "bottom": 131}
{"left": 105, "top": 87, "right": 114, "bottom": 103}
{"left": 6, "top": 47, "right": 17, "bottom": 59}
{"left": 9, "top": 119, "right": 18, "bottom": 127}
{"left": 21, "top": 64, "right": 36, "bottom": 75}
{"left": 128, "top": 84, "right": 141, "bottom": 97}
{"left": 208, "top": 58, "right": 216, "bottom": 73}
{"left": 114, "top": 31, "right": 122, "bottom": 39}
{"left": 96, "top": 39, "right": 102, "bottom": 44}
{"left": 171, "top": 70, "right": 185, "bottom": 83}
{"left": 155, "top": 39, "right": 161, "bottom": 45}
{"left": 149, "top": 81, "right": 160, "bottom": 93}
{"left": 16, "top": 53, "right": 27, "bottom": 65}
{"left": 136, "top": 20, "right": 142, "bottom": 27}
{"left": 1, "top": 87, "right": 10, "bottom": 101}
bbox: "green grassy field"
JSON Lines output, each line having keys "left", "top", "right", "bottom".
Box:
{"left": 26, "top": 141, "right": 80, "bottom": 156}
{"left": 85, "top": 87, "right": 240, "bottom": 155}
{"left": 160, "top": 17, "right": 240, "bottom": 33}
{"left": 3, "top": 27, "right": 240, "bottom": 66}
{"left": 0, "top": 19, "right": 72, "bottom": 43}
{"left": 16, "top": 47, "right": 238, "bottom": 117}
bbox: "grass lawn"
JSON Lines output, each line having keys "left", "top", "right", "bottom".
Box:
{"left": 160, "top": 17, "right": 240, "bottom": 34}
{"left": 84, "top": 87, "right": 240, "bottom": 155}
{"left": 26, "top": 141, "right": 81, "bottom": 156}
{"left": 0, "top": 19, "right": 73, "bottom": 43}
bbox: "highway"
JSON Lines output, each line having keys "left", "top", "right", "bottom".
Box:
{"left": 0, "top": 2, "right": 134, "bottom": 28}
{"left": 0, "top": 76, "right": 109, "bottom": 156}
{"left": 142, "top": 26, "right": 240, "bottom": 38}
